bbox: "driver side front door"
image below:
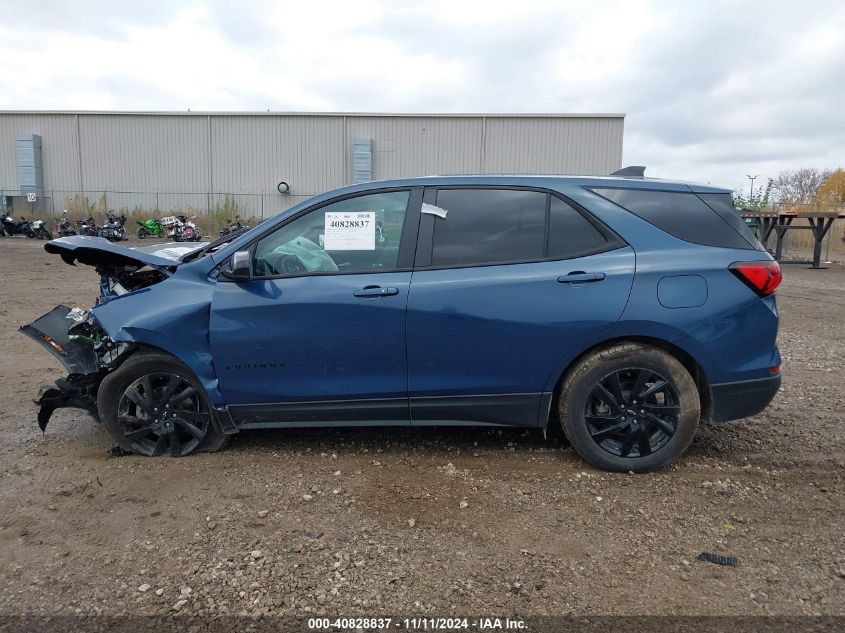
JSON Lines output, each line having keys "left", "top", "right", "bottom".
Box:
{"left": 209, "top": 188, "right": 421, "bottom": 427}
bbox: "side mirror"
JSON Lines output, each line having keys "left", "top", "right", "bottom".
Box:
{"left": 224, "top": 250, "right": 252, "bottom": 281}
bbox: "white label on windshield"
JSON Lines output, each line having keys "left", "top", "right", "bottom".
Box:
{"left": 324, "top": 211, "right": 376, "bottom": 250}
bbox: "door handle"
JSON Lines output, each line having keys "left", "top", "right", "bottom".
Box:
{"left": 353, "top": 286, "right": 400, "bottom": 298}
{"left": 557, "top": 272, "right": 606, "bottom": 284}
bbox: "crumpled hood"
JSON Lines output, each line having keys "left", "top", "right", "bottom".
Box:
{"left": 45, "top": 235, "right": 207, "bottom": 269}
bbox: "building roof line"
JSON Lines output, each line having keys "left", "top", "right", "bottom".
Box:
{"left": 0, "top": 110, "right": 625, "bottom": 119}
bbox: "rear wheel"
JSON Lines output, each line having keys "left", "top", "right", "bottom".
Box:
{"left": 97, "top": 351, "right": 227, "bottom": 456}
{"left": 559, "top": 342, "right": 699, "bottom": 472}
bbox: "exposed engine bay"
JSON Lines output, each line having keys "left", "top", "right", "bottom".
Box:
{"left": 98, "top": 263, "right": 168, "bottom": 298}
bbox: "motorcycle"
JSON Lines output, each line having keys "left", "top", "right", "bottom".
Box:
{"left": 2, "top": 212, "right": 29, "bottom": 237}
{"left": 0, "top": 213, "right": 52, "bottom": 239}
{"left": 219, "top": 216, "right": 248, "bottom": 237}
{"left": 159, "top": 215, "right": 202, "bottom": 242}
{"left": 167, "top": 215, "right": 202, "bottom": 242}
{"left": 136, "top": 218, "right": 163, "bottom": 239}
{"left": 97, "top": 211, "right": 127, "bottom": 242}
{"left": 76, "top": 216, "right": 98, "bottom": 237}
{"left": 30, "top": 218, "right": 53, "bottom": 240}
{"left": 55, "top": 211, "right": 77, "bottom": 237}
{"left": 0, "top": 212, "right": 12, "bottom": 237}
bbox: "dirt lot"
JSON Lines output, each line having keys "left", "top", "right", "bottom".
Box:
{"left": 0, "top": 237, "right": 842, "bottom": 620}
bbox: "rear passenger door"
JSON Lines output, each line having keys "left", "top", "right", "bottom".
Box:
{"left": 406, "top": 187, "right": 636, "bottom": 427}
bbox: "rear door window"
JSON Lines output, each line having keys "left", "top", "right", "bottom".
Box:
{"left": 430, "top": 189, "right": 546, "bottom": 267}
{"left": 427, "top": 188, "right": 622, "bottom": 268}
{"left": 548, "top": 196, "right": 611, "bottom": 259}
{"left": 591, "top": 188, "right": 756, "bottom": 250}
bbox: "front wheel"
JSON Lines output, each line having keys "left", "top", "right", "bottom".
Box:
{"left": 558, "top": 343, "right": 700, "bottom": 473}
{"left": 97, "top": 351, "right": 227, "bottom": 457}
{"left": 137, "top": 227, "right": 149, "bottom": 239}
{"left": 37, "top": 227, "right": 53, "bottom": 240}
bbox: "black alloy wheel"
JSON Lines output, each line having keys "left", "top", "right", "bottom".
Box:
{"left": 116, "top": 372, "right": 210, "bottom": 457}
{"left": 584, "top": 368, "right": 680, "bottom": 458}
{"left": 559, "top": 342, "right": 700, "bottom": 472}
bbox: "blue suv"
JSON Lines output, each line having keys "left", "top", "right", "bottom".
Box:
{"left": 22, "top": 171, "right": 782, "bottom": 472}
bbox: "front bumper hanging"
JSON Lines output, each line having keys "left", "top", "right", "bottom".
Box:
{"left": 34, "top": 374, "right": 101, "bottom": 431}
{"left": 20, "top": 305, "right": 99, "bottom": 374}
{"left": 20, "top": 305, "right": 105, "bottom": 431}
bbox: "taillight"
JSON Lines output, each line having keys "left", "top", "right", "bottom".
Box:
{"left": 729, "top": 260, "right": 782, "bottom": 296}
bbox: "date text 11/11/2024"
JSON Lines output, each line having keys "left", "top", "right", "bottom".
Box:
{"left": 306, "top": 617, "right": 527, "bottom": 630}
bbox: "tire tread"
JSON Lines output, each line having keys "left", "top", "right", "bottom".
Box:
{"left": 558, "top": 342, "right": 699, "bottom": 472}
{"left": 97, "top": 350, "right": 228, "bottom": 456}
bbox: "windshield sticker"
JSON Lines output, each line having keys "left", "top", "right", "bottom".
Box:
{"left": 421, "top": 203, "right": 448, "bottom": 219}
{"left": 324, "top": 211, "right": 376, "bottom": 250}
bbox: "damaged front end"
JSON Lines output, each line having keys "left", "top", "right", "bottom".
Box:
{"left": 20, "top": 304, "right": 131, "bottom": 431}
{"left": 20, "top": 236, "right": 191, "bottom": 432}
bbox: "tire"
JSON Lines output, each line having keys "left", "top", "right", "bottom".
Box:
{"left": 37, "top": 228, "right": 53, "bottom": 240}
{"left": 558, "top": 342, "right": 699, "bottom": 473}
{"left": 97, "top": 350, "right": 228, "bottom": 457}
{"left": 137, "top": 227, "right": 149, "bottom": 239}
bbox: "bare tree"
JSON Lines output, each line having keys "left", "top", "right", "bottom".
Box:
{"left": 771, "top": 168, "right": 833, "bottom": 204}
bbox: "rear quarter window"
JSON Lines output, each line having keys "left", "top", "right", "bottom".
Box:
{"left": 591, "top": 188, "right": 757, "bottom": 250}
{"left": 697, "top": 193, "right": 765, "bottom": 250}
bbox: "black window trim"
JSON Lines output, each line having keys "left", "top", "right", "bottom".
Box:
{"left": 219, "top": 186, "right": 423, "bottom": 282}
{"left": 586, "top": 185, "right": 756, "bottom": 251}
{"left": 414, "top": 185, "right": 627, "bottom": 272}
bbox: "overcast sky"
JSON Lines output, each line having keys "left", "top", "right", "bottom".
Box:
{"left": 1, "top": 0, "right": 843, "bottom": 192}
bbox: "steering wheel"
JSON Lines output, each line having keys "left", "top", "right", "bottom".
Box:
{"left": 266, "top": 252, "right": 308, "bottom": 275}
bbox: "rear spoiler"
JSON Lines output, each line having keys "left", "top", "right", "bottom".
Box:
{"left": 611, "top": 166, "right": 646, "bottom": 177}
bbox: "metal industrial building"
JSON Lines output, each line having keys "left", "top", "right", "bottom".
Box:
{"left": 0, "top": 111, "right": 624, "bottom": 218}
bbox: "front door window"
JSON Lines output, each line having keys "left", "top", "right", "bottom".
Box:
{"left": 252, "top": 191, "right": 411, "bottom": 277}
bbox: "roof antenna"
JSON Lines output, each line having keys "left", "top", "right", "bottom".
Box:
{"left": 611, "top": 166, "right": 646, "bottom": 177}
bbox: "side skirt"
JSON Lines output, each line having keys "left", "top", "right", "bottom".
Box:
{"left": 230, "top": 398, "right": 410, "bottom": 429}
{"left": 226, "top": 394, "right": 548, "bottom": 429}
{"left": 411, "top": 393, "right": 544, "bottom": 428}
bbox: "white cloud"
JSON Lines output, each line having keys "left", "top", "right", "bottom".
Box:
{"left": 0, "top": 0, "right": 843, "bottom": 191}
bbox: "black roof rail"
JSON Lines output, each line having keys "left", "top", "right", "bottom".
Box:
{"left": 610, "top": 165, "right": 646, "bottom": 177}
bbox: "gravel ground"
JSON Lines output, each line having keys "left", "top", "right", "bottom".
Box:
{"left": 0, "top": 237, "right": 842, "bottom": 620}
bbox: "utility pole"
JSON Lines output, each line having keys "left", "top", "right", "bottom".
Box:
{"left": 746, "top": 174, "right": 759, "bottom": 203}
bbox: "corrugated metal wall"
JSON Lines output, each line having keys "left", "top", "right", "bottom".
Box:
{"left": 0, "top": 112, "right": 624, "bottom": 217}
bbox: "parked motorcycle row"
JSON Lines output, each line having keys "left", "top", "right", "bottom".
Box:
{"left": 5, "top": 209, "right": 229, "bottom": 243}
{"left": 54, "top": 210, "right": 128, "bottom": 242}
{"left": 137, "top": 214, "right": 203, "bottom": 242}
{"left": 0, "top": 212, "right": 53, "bottom": 239}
